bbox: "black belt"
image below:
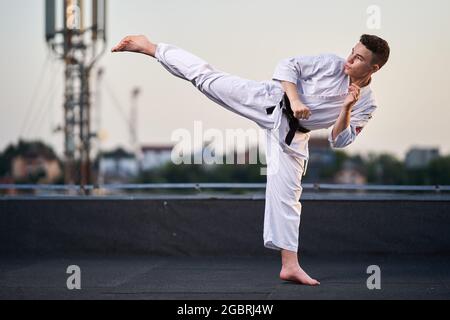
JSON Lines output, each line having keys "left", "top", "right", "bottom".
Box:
{"left": 266, "top": 93, "right": 310, "bottom": 146}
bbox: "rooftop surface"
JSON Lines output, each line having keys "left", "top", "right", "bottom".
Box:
{"left": 1, "top": 188, "right": 449, "bottom": 300}
{"left": 1, "top": 254, "right": 449, "bottom": 300}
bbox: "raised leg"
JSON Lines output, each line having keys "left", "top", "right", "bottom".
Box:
{"left": 112, "top": 35, "right": 284, "bottom": 129}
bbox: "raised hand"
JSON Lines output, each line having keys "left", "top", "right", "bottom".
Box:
{"left": 343, "top": 83, "right": 361, "bottom": 110}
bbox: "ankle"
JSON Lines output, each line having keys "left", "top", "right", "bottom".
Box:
{"left": 144, "top": 43, "right": 157, "bottom": 57}
{"left": 282, "top": 262, "right": 300, "bottom": 270}
{"left": 281, "top": 250, "right": 300, "bottom": 268}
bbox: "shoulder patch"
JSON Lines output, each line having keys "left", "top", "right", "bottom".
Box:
{"left": 356, "top": 126, "right": 364, "bottom": 135}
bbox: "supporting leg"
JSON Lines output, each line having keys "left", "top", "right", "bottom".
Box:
{"left": 263, "top": 133, "right": 319, "bottom": 285}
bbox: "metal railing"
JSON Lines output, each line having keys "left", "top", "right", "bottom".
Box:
{"left": 1, "top": 183, "right": 449, "bottom": 193}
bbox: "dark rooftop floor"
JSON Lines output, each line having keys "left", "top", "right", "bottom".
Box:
{"left": 1, "top": 195, "right": 450, "bottom": 300}
{"left": 1, "top": 254, "right": 450, "bottom": 300}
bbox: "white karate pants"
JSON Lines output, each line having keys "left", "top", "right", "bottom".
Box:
{"left": 155, "top": 43, "right": 308, "bottom": 253}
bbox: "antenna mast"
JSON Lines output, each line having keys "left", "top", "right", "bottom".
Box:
{"left": 45, "top": 0, "right": 107, "bottom": 187}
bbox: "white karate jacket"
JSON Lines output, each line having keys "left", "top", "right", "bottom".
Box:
{"left": 272, "top": 53, "right": 378, "bottom": 149}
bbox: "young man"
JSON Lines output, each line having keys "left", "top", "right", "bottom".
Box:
{"left": 112, "top": 34, "right": 390, "bottom": 286}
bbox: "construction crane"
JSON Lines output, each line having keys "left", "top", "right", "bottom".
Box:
{"left": 130, "top": 87, "right": 142, "bottom": 169}
{"left": 45, "top": 0, "right": 107, "bottom": 187}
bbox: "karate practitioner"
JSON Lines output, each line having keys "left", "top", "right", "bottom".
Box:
{"left": 111, "top": 34, "right": 390, "bottom": 286}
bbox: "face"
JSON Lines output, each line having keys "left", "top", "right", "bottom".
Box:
{"left": 344, "top": 42, "right": 379, "bottom": 78}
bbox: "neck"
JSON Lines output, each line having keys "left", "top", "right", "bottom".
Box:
{"left": 350, "top": 74, "right": 372, "bottom": 88}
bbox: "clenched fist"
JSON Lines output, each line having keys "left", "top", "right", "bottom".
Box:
{"left": 291, "top": 100, "right": 312, "bottom": 120}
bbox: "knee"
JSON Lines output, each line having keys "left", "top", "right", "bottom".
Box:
{"left": 191, "top": 64, "right": 222, "bottom": 91}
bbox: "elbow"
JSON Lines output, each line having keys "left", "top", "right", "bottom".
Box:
{"left": 272, "top": 60, "right": 299, "bottom": 84}
{"left": 329, "top": 137, "right": 354, "bottom": 149}
{"left": 329, "top": 140, "right": 353, "bottom": 149}
{"left": 328, "top": 126, "right": 356, "bottom": 149}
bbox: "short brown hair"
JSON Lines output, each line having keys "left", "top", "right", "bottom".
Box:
{"left": 360, "top": 34, "right": 390, "bottom": 69}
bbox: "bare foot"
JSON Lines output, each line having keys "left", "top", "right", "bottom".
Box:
{"left": 280, "top": 265, "right": 320, "bottom": 286}
{"left": 111, "top": 35, "right": 157, "bottom": 57}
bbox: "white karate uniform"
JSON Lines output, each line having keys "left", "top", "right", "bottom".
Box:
{"left": 155, "top": 43, "right": 377, "bottom": 253}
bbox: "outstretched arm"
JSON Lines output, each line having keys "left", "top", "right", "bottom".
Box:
{"left": 111, "top": 35, "right": 158, "bottom": 58}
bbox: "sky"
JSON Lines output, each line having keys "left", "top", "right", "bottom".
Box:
{"left": 1, "top": 0, "right": 450, "bottom": 160}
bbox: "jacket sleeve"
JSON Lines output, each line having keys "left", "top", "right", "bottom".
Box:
{"left": 272, "top": 55, "right": 322, "bottom": 84}
{"left": 328, "top": 105, "right": 377, "bottom": 149}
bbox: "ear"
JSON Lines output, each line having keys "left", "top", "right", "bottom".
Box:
{"left": 372, "top": 64, "right": 380, "bottom": 73}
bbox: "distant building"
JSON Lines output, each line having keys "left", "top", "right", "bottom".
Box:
{"left": 99, "top": 148, "right": 138, "bottom": 183}
{"left": 334, "top": 161, "right": 367, "bottom": 185}
{"left": 405, "top": 148, "right": 440, "bottom": 169}
{"left": 305, "top": 136, "right": 337, "bottom": 182}
{"left": 141, "top": 145, "right": 173, "bottom": 170}
{"left": 309, "top": 136, "right": 335, "bottom": 164}
{"left": 10, "top": 142, "right": 61, "bottom": 184}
